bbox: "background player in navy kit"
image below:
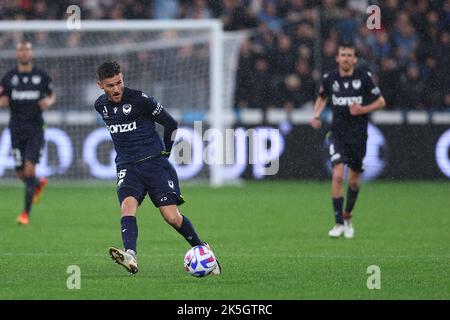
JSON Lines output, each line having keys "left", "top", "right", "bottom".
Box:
{"left": 95, "top": 61, "right": 221, "bottom": 274}
{"left": 0, "top": 41, "right": 55, "bottom": 225}
{"left": 311, "top": 43, "right": 386, "bottom": 239}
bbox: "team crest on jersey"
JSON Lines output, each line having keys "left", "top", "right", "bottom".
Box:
{"left": 11, "top": 75, "right": 19, "bottom": 86}
{"left": 122, "top": 104, "right": 132, "bottom": 115}
{"left": 352, "top": 79, "right": 361, "bottom": 90}
{"left": 32, "top": 75, "right": 41, "bottom": 85}
{"left": 332, "top": 81, "right": 339, "bottom": 92}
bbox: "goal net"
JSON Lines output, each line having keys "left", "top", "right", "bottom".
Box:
{"left": 0, "top": 20, "right": 245, "bottom": 185}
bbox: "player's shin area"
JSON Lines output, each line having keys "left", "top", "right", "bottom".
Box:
{"left": 119, "top": 196, "right": 194, "bottom": 256}
{"left": 120, "top": 197, "right": 183, "bottom": 229}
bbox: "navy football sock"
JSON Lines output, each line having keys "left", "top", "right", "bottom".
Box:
{"left": 345, "top": 187, "right": 359, "bottom": 215}
{"left": 24, "top": 176, "right": 37, "bottom": 214}
{"left": 121, "top": 216, "right": 138, "bottom": 253}
{"left": 176, "top": 215, "right": 203, "bottom": 247}
{"left": 35, "top": 177, "right": 41, "bottom": 188}
{"left": 332, "top": 197, "right": 344, "bottom": 225}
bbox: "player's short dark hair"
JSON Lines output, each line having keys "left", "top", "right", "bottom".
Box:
{"left": 97, "top": 61, "right": 121, "bottom": 80}
{"left": 337, "top": 42, "right": 357, "bottom": 56}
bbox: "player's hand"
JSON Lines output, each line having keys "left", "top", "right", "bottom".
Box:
{"left": 39, "top": 98, "right": 51, "bottom": 111}
{"left": 311, "top": 116, "right": 322, "bottom": 129}
{"left": 349, "top": 103, "right": 365, "bottom": 116}
{"left": 0, "top": 96, "right": 9, "bottom": 108}
{"left": 160, "top": 151, "right": 170, "bottom": 158}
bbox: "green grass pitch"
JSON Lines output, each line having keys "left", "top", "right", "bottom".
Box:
{"left": 0, "top": 181, "right": 449, "bottom": 300}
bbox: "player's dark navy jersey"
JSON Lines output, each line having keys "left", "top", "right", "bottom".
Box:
{"left": 319, "top": 67, "right": 381, "bottom": 141}
{"left": 0, "top": 67, "right": 53, "bottom": 129}
{"left": 94, "top": 87, "right": 178, "bottom": 165}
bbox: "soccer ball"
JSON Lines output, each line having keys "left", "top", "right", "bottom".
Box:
{"left": 184, "top": 245, "right": 217, "bottom": 277}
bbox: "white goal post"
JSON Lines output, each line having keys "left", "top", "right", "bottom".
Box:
{"left": 0, "top": 20, "right": 245, "bottom": 186}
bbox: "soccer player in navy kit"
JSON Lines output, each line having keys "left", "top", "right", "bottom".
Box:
{"left": 95, "top": 61, "right": 221, "bottom": 274}
{"left": 0, "top": 41, "right": 55, "bottom": 225}
{"left": 311, "top": 43, "right": 386, "bottom": 239}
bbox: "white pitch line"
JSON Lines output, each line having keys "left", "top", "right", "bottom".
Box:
{"left": 0, "top": 252, "right": 446, "bottom": 259}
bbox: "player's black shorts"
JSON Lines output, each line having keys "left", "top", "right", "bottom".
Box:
{"left": 10, "top": 127, "right": 44, "bottom": 170}
{"left": 328, "top": 133, "right": 366, "bottom": 173}
{"left": 116, "top": 156, "right": 185, "bottom": 208}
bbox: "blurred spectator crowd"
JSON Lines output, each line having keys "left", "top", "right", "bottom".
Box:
{"left": 1, "top": 0, "right": 449, "bottom": 110}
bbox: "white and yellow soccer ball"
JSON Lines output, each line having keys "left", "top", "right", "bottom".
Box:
{"left": 184, "top": 245, "right": 217, "bottom": 277}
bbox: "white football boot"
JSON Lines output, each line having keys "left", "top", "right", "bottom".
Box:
{"left": 109, "top": 247, "right": 139, "bottom": 274}
{"left": 328, "top": 224, "right": 345, "bottom": 238}
{"left": 344, "top": 220, "right": 354, "bottom": 239}
{"left": 203, "top": 242, "right": 222, "bottom": 275}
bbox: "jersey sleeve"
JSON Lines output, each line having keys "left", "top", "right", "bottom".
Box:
{"left": 140, "top": 92, "right": 177, "bottom": 127}
{"left": 318, "top": 73, "right": 330, "bottom": 98}
{"left": 363, "top": 71, "right": 382, "bottom": 102}
{"left": 41, "top": 71, "right": 54, "bottom": 96}
{"left": 93, "top": 97, "right": 103, "bottom": 115}
{"left": 140, "top": 92, "right": 178, "bottom": 153}
{"left": 140, "top": 92, "right": 164, "bottom": 118}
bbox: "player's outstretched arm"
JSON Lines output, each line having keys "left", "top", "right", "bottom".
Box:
{"left": 311, "top": 95, "right": 327, "bottom": 129}
{"left": 0, "top": 85, "right": 8, "bottom": 108}
{"left": 349, "top": 96, "right": 386, "bottom": 116}
{"left": 0, "top": 96, "right": 8, "bottom": 108}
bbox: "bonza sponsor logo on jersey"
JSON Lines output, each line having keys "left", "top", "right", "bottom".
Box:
{"left": 11, "top": 89, "right": 40, "bottom": 100}
{"left": 332, "top": 95, "right": 363, "bottom": 106}
{"left": 107, "top": 121, "right": 137, "bottom": 134}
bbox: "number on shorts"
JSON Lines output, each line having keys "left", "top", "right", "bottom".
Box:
{"left": 117, "top": 169, "right": 127, "bottom": 186}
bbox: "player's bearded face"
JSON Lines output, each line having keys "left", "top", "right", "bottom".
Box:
{"left": 16, "top": 43, "right": 33, "bottom": 65}
{"left": 98, "top": 73, "right": 125, "bottom": 103}
{"left": 336, "top": 48, "right": 357, "bottom": 72}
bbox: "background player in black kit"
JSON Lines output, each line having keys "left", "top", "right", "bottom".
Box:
{"left": 95, "top": 61, "right": 221, "bottom": 275}
{"left": 311, "top": 43, "right": 386, "bottom": 239}
{"left": 0, "top": 41, "right": 55, "bottom": 225}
